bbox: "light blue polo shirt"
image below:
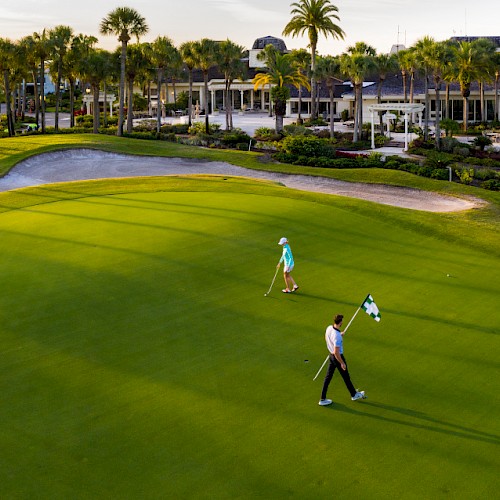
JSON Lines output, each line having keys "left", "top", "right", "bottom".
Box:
{"left": 279, "top": 243, "right": 294, "bottom": 268}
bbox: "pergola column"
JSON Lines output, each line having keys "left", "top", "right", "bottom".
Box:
{"left": 404, "top": 113, "right": 409, "bottom": 151}
{"left": 371, "top": 111, "right": 375, "bottom": 149}
{"left": 240, "top": 90, "right": 244, "bottom": 109}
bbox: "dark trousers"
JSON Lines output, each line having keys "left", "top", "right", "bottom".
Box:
{"left": 321, "top": 354, "right": 356, "bottom": 400}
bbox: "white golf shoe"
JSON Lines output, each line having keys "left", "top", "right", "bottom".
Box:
{"left": 351, "top": 391, "right": 366, "bottom": 401}
{"left": 318, "top": 399, "right": 333, "bottom": 406}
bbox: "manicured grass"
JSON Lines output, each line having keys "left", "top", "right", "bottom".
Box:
{"left": 0, "top": 177, "right": 498, "bottom": 499}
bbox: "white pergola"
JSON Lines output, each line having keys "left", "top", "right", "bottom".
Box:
{"left": 368, "top": 103, "right": 425, "bottom": 151}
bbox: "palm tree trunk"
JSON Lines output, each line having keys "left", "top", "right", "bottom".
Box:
{"left": 445, "top": 83, "right": 450, "bottom": 120}
{"left": 32, "top": 70, "right": 40, "bottom": 127}
{"left": 204, "top": 72, "right": 209, "bottom": 134}
{"left": 423, "top": 72, "right": 430, "bottom": 141}
{"left": 69, "top": 79, "right": 75, "bottom": 128}
{"left": 127, "top": 77, "right": 133, "bottom": 133}
{"left": 93, "top": 84, "right": 100, "bottom": 134}
{"left": 103, "top": 82, "right": 108, "bottom": 127}
{"left": 495, "top": 73, "right": 499, "bottom": 122}
{"left": 310, "top": 45, "right": 317, "bottom": 120}
{"left": 434, "top": 81, "right": 442, "bottom": 150}
{"left": 118, "top": 41, "right": 126, "bottom": 136}
{"left": 463, "top": 96, "right": 468, "bottom": 133}
{"left": 187, "top": 70, "right": 193, "bottom": 127}
{"left": 480, "top": 81, "right": 485, "bottom": 122}
{"left": 353, "top": 84, "right": 360, "bottom": 142}
{"left": 3, "top": 70, "right": 14, "bottom": 136}
{"left": 156, "top": 70, "right": 163, "bottom": 133}
{"left": 329, "top": 87, "right": 335, "bottom": 139}
{"left": 40, "top": 59, "right": 46, "bottom": 133}
{"left": 297, "top": 85, "right": 303, "bottom": 124}
{"left": 55, "top": 65, "right": 61, "bottom": 131}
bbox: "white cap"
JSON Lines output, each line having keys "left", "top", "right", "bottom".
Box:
{"left": 278, "top": 237, "right": 287, "bottom": 245}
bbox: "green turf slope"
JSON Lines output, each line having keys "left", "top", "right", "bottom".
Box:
{"left": 0, "top": 177, "right": 498, "bottom": 499}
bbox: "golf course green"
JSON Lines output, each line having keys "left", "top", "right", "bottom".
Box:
{"left": 0, "top": 141, "right": 499, "bottom": 498}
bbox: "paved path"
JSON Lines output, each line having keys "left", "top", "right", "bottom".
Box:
{"left": 0, "top": 149, "right": 483, "bottom": 213}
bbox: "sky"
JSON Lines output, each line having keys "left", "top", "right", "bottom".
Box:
{"left": 1, "top": 0, "right": 499, "bottom": 55}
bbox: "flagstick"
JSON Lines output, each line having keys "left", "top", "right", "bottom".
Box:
{"left": 313, "top": 355, "right": 330, "bottom": 381}
{"left": 312, "top": 299, "right": 366, "bottom": 381}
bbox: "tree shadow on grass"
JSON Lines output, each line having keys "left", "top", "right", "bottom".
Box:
{"left": 327, "top": 400, "right": 500, "bottom": 446}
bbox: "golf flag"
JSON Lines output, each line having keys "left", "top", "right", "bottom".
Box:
{"left": 361, "top": 294, "right": 381, "bottom": 322}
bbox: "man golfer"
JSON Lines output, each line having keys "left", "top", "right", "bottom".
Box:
{"left": 277, "top": 237, "right": 299, "bottom": 294}
{"left": 319, "top": 314, "right": 365, "bottom": 406}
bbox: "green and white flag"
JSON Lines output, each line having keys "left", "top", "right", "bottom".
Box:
{"left": 362, "top": 294, "right": 381, "bottom": 322}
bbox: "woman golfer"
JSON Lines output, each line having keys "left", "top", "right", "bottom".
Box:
{"left": 319, "top": 314, "right": 365, "bottom": 406}
{"left": 277, "top": 237, "right": 299, "bottom": 293}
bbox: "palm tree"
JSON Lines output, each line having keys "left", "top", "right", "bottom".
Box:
{"left": 289, "top": 48, "right": 310, "bottom": 124}
{"left": 0, "top": 38, "right": 15, "bottom": 136}
{"left": 19, "top": 36, "right": 40, "bottom": 122}
{"left": 472, "top": 38, "right": 496, "bottom": 122}
{"left": 217, "top": 39, "right": 246, "bottom": 131}
{"left": 414, "top": 36, "right": 436, "bottom": 140}
{"left": 256, "top": 44, "right": 280, "bottom": 116}
{"left": 315, "top": 55, "right": 340, "bottom": 137}
{"left": 192, "top": 38, "right": 218, "bottom": 133}
{"left": 78, "top": 49, "right": 111, "bottom": 133}
{"left": 150, "top": 36, "right": 177, "bottom": 132}
{"left": 32, "top": 29, "right": 51, "bottom": 133}
{"left": 452, "top": 41, "right": 482, "bottom": 133}
{"left": 100, "top": 7, "right": 149, "bottom": 136}
{"left": 424, "top": 40, "right": 454, "bottom": 149}
{"left": 66, "top": 34, "right": 98, "bottom": 127}
{"left": 124, "top": 43, "right": 150, "bottom": 132}
{"left": 283, "top": 0, "right": 344, "bottom": 120}
{"left": 48, "top": 25, "right": 73, "bottom": 131}
{"left": 374, "top": 52, "right": 398, "bottom": 130}
{"left": 340, "top": 42, "right": 376, "bottom": 142}
{"left": 493, "top": 52, "right": 500, "bottom": 123}
{"left": 253, "top": 52, "right": 310, "bottom": 133}
{"left": 179, "top": 41, "right": 198, "bottom": 126}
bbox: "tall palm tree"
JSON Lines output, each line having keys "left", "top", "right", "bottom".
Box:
{"left": 0, "top": 38, "right": 15, "bottom": 136}
{"left": 124, "top": 43, "right": 150, "bottom": 133}
{"left": 452, "top": 41, "right": 482, "bottom": 133}
{"left": 283, "top": 0, "right": 344, "bottom": 120}
{"left": 414, "top": 36, "right": 436, "bottom": 140}
{"left": 192, "top": 38, "right": 218, "bottom": 133}
{"left": 78, "top": 49, "right": 111, "bottom": 133}
{"left": 48, "top": 25, "right": 73, "bottom": 131}
{"left": 150, "top": 36, "right": 177, "bottom": 132}
{"left": 32, "top": 29, "right": 51, "bottom": 133}
{"left": 217, "top": 39, "right": 246, "bottom": 131}
{"left": 423, "top": 40, "right": 454, "bottom": 149}
{"left": 19, "top": 36, "right": 40, "bottom": 123}
{"left": 315, "top": 55, "right": 340, "bottom": 137}
{"left": 340, "top": 42, "right": 376, "bottom": 142}
{"left": 100, "top": 7, "right": 149, "bottom": 136}
{"left": 66, "top": 34, "right": 98, "bottom": 127}
{"left": 256, "top": 44, "right": 280, "bottom": 116}
{"left": 253, "top": 52, "right": 310, "bottom": 133}
{"left": 179, "top": 41, "right": 198, "bottom": 127}
{"left": 472, "top": 38, "right": 496, "bottom": 122}
{"left": 289, "top": 48, "right": 310, "bottom": 124}
{"left": 374, "top": 52, "right": 398, "bottom": 130}
{"left": 493, "top": 52, "right": 500, "bottom": 123}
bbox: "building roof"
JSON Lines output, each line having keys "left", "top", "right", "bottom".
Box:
{"left": 251, "top": 36, "right": 288, "bottom": 52}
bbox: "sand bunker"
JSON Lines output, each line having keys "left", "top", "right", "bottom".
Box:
{"left": 0, "top": 149, "right": 484, "bottom": 212}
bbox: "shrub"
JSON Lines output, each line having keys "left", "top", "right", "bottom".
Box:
{"left": 440, "top": 136, "right": 461, "bottom": 153}
{"left": 424, "top": 151, "right": 453, "bottom": 168}
{"left": 221, "top": 129, "right": 251, "bottom": 147}
{"left": 455, "top": 167, "right": 475, "bottom": 185}
{"left": 341, "top": 110, "right": 349, "bottom": 122}
{"left": 188, "top": 121, "right": 221, "bottom": 135}
{"left": 452, "top": 146, "right": 470, "bottom": 158}
{"left": 473, "top": 135, "right": 492, "bottom": 151}
{"left": 254, "top": 127, "right": 280, "bottom": 141}
{"left": 283, "top": 124, "right": 312, "bottom": 136}
{"left": 280, "top": 135, "right": 335, "bottom": 158}
{"left": 482, "top": 179, "right": 500, "bottom": 190}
